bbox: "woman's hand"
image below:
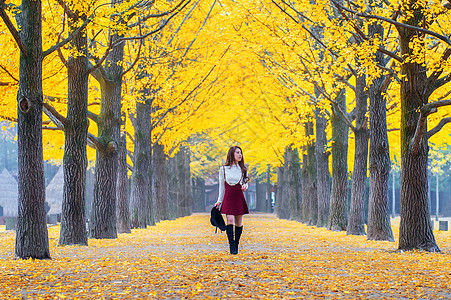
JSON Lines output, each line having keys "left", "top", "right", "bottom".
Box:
{"left": 214, "top": 202, "right": 221, "bottom": 208}
{"left": 241, "top": 184, "right": 248, "bottom": 191}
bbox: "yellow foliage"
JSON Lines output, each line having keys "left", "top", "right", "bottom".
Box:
{"left": 1, "top": 0, "right": 451, "bottom": 181}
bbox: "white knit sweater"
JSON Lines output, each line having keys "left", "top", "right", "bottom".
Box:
{"left": 216, "top": 164, "right": 248, "bottom": 204}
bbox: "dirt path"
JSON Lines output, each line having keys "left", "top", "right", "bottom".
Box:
{"left": 1, "top": 213, "right": 450, "bottom": 299}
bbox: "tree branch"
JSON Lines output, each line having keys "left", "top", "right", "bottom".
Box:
{"left": 0, "top": 64, "right": 19, "bottom": 82}
{"left": 42, "top": 126, "right": 63, "bottom": 131}
{"left": 422, "top": 99, "right": 451, "bottom": 111}
{"left": 427, "top": 48, "right": 451, "bottom": 93}
{"left": 43, "top": 14, "right": 93, "bottom": 57}
{"left": 125, "top": 131, "right": 135, "bottom": 145}
{"left": 330, "top": 0, "right": 403, "bottom": 62}
{"left": 152, "top": 65, "right": 216, "bottom": 129}
{"left": 434, "top": 73, "right": 451, "bottom": 91}
{"left": 42, "top": 102, "right": 67, "bottom": 129}
{"left": 88, "top": 35, "right": 113, "bottom": 76}
{"left": 0, "top": 114, "right": 17, "bottom": 122}
{"left": 121, "top": 33, "right": 143, "bottom": 77}
{"left": 427, "top": 117, "right": 451, "bottom": 139}
{"left": 88, "top": 133, "right": 102, "bottom": 150}
{"left": 127, "top": 0, "right": 189, "bottom": 27}
{"left": 297, "top": 54, "right": 356, "bottom": 132}
{"left": 55, "top": 0, "right": 76, "bottom": 20}
{"left": 0, "top": 1, "right": 28, "bottom": 56}
{"left": 411, "top": 100, "right": 451, "bottom": 154}
{"left": 87, "top": 110, "right": 99, "bottom": 124}
{"left": 116, "top": 0, "right": 190, "bottom": 44}
{"left": 331, "top": 0, "right": 451, "bottom": 46}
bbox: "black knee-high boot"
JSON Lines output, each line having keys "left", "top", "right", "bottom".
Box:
{"left": 226, "top": 225, "right": 236, "bottom": 254}
{"left": 235, "top": 226, "right": 243, "bottom": 254}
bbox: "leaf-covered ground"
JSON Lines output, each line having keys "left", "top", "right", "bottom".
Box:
{"left": 1, "top": 214, "right": 450, "bottom": 299}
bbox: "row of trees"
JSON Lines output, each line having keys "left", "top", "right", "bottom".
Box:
{"left": 259, "top": 0, "right": 451, "bottom": 252}
{"left": 1, "top": 0, "right": 450, "bottom": 258}
{"left": 0, "top": 0, "right": 227, "bottom": 258}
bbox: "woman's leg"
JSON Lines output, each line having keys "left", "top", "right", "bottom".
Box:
{"left": 234, "top": 215, "right": 243, "bottom": 227}
{"left": 226, "top": 215, "right": 235, "bottom": 225}
{"left": 234, "top": 215, "right": 243, "bottom": 254}
{"left": 225, "top": 215, "right": 236, "bottom": 254}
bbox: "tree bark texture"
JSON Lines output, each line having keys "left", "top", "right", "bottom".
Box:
{"left": 116, "top": 133, "right": 130, "bottom": 233}
{"left": 167, "top": 156, "right": 178, "bottom": 220}
{"left": 266, "top": 166, "right": 272, "bottom": 212}
{"left": 328, "top": 91, "right": 349, "bottom": 231}
{"left": 287, "top": 147, "right": 302, "bottom": 221}
{"left": 275, "top": 165, "right": 288, "bottom": 219}
{"left": 398, "top": 15, "right": 438, "bottom": 251}
{"left": 306, "top": 123, "right": 318, "bottom": 225}
{"left": 152, "top": 143, "right": 169, "bottom": 220}
{"left": 192, "top": 177, "right": 206, "bottom": 212}
{"left": 185, "top": 149, "right": 194, "bottom": 216}
{"left": 366, "top": 21, "right": 394, "bottom": 241}
{"left": 301, "top": 141, "right": 317, "bottom": 225}
{"left": 15, "top": 0, "right": 50, "bottom": 259}
{"left": 175, "top": 147, "right": 193, "bottom": 217}
{"left": 346, "top": 74, "right": 369, "bottom": 236}
{"left": 315, "top": 107, "right": 331, "bottom": 228}
{"left": 89, "top": 34, "right": 124, "bottom": 238}
{"left": 59, "top": 20, "right": 89, "bottom": 246}
{"left": 256, "top": 177, "right": 266, "bottom": 212}
{"left": 130, "top": 100, "right": 151, "bottom": 229}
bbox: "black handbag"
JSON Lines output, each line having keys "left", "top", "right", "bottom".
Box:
{"left": 210, "top": 206, "right": 226, "bottom": 233}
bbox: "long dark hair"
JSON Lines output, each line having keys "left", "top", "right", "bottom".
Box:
{"left": 224, "top": 146, "right": 249, "bottom": 183}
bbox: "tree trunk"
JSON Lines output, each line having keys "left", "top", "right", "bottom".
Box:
{"left": 152, "top": 143, "right": 169, "bottom": 220}
{"left": 130, "top": 100, "right": 151, "bottom": 228}
{"left": 367, "top": 80, "right": 394, "bottom": 241}
{"left": 89, "top": 17, "right": 125, "bottom": 238}
{"left": 398, "top": 19, "right": 438, "bottom": 251}
{"left": 366, "top": 17, "right": 394, "bottom": 241}
{"left": 256, "top": 176, "right": 266, "bottom": 212}
{"left": 328, "top": 91, "right": 348, "bottom": 231}
{"left": 192, "top": 177, "right": 206, "bottom": 212}
{"left": 301, "top": 122, "right": 317, "bottom": 224}
{"left": 266, "top": 165, "right": 272, "bottom": 212}
{"left": 315, "top": 107, "right": 330, "bottom": 227}
{"left": 116, "top": 133, "right": 130, "bottom": 233}
{"left": 184, "top": 148, "right": 194, "bottom": 216}
{"left": 346, "top": 74, "right": 369, "bottom": 236}
{"left": 287, "top": 147, "right": 302, "bottom": 221}
{"left": 167, "top": 156, "right": 178, "bottom": 220}
{"left": 14, "top": 0, "right": 50, "bottom": 259}
{"left": 275, "top": 165, "right": 287, "bottom": 218}
{"left": 306, "top": 124, "right": 318, "bottom": 225}
{"left": 59, "top": 19, "right": 88, "bottom": 246}
{"left": 175, "top": 146, "right": 193, "bottom": 217}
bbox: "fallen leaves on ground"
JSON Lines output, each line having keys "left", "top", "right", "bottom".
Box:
{"left": 0, "top": 214, "right": 450, "bottom": 299}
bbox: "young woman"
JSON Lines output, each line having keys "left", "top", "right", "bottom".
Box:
{"left": 215, "top": 146, "right": 249, "bottom": 254}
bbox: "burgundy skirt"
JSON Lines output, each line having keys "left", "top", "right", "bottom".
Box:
{"left": 221, "top": 182, "right": 249, "bottom": 215}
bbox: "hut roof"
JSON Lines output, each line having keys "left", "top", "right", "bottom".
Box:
{"left": 46, "top": 166, "right": 63, "bottom": 215}
{"left": 0, "top": 168, "right": 18, "bottom": 217}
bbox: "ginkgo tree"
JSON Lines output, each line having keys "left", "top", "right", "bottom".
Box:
{"left": 0, "top": 0, "right": 93, "bottom": 259}
{"left": 334, "top": 0, "right": 451, "bottom": 252}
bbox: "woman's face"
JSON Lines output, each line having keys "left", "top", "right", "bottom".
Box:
{"left": 234, "top": 148, "right": 242, "bottom": 163}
